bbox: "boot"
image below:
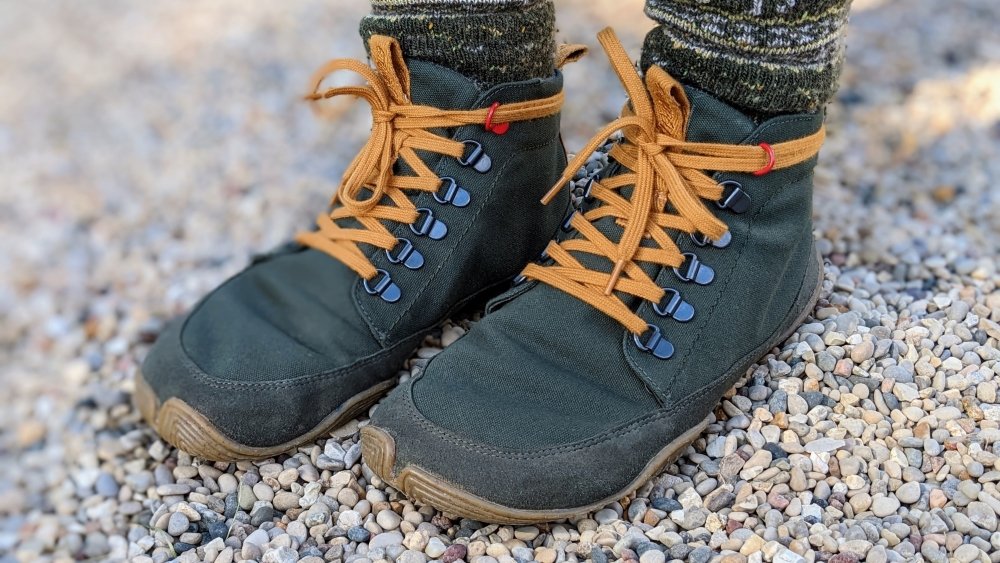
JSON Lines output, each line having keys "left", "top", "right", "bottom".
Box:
{"left": 136, "top": 36, "right": 574, "bottom": 461}
{"left": 362, "top": 28, "right": 827, "bottom": 523}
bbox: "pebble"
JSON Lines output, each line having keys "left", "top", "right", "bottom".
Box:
{"left": 425, "top": 537, "right": 447, "bottom": 559}
{"left": 895, "top": 482, "right": 921, "bottom": 504}
{"left": 272, "top": 491, "right": 301, "bottom": 512}
{"left": 7, "top": 6, "right": 1000, "bottom": 563}
{"left": 348, "top": 526, "right": 370, "bottom": 542}
{"left": 595, "top": 508, "right": 619, "bottom": 525}
{"left": 166, "top": 512, "right": 189, "bottom": 536}
{"left": 94, "top": 473, "right": 121, "bottom": 498}
{"left": 442, "top": 544, "right": 468, "bottom": 563}
{"left": 968, "top": 502, "right": 998, "bottom": 531}
{"left": 370, "top": 531, "right": 404, "bottom": 550}
{"left": 377, "top": 509, "right": 402, "bottom": 530}
{"left": 805, "top": 438, "right": 845, "bottom": 453}
{"left": 871, "top": 496, "right": 901, "bottom": 517}
{"left": 262, "top": 547, "right": 298, "bottom": 563}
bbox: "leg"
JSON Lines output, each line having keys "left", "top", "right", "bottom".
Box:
{"left": 641, "top": 0, "right": 853, "bottom": 115}
{"left": 360, "top": 0, "right": 557, "bottom": 87}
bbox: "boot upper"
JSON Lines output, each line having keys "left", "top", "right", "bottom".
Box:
{"left": 370, "top": 31, "right": 826, "bottom": 511}
{"left": 141, "top": 47, "right": 571, "bottom": 449}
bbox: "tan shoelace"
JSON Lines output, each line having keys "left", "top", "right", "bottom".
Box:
{"left": 296, "top": 35, "right": 567, "bottom": 280}
{"left": 523, "top": 28, "right": 826, "bottom": 335}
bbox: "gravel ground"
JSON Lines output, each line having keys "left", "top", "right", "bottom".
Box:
{"left": 3, "top": 0, "right": 1000, "bottom": 562}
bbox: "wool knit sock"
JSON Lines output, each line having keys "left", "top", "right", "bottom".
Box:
{"left": 640, "top": 0, "right": 852, "bottom": 115}
{"left": 360, "top": 0, "right": 557, "bottom": 87}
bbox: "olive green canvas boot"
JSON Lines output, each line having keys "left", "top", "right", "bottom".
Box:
{"left": 135, "top": 36, "right": 575, "bottom": 461}
{"left": 361, "top": 29, "right": 827, "bottom": 523}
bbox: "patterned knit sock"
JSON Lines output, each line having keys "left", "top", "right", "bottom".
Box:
{"left": 640, "top": 0, "right": 852, "bottom": 115}
{"left": 360, "top": 0, "right": 556, "bottom": 87}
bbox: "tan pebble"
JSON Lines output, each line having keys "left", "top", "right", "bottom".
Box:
{"left": 535, "top": 547, "right": 557, "bottom": 563}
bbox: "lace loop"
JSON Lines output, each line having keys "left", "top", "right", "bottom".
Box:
{"left": 297, "top": 35, "right": 566, "bottom": 280}
{"left": 527, "top": 28, "right": 826, "bottom": 335}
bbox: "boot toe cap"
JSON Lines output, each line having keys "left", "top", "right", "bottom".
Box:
{"left": 365, "top": 377, "right": 701, "bottom": 521}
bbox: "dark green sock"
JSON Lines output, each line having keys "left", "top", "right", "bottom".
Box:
{"left": 360, "top": 0, "right": 557, "bottom": 88}
{"left": 641, "top": 0, "right": 853, "bottom": 115}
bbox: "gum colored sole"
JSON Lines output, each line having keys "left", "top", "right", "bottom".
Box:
{"left": 134, "top": 374, "right": 397, "bottom": 462}
{"left": 361, "top": 415, "right": 711, "bottom": 525}
{"left": 361, "top": 252, "right": 825, "bottom": 524}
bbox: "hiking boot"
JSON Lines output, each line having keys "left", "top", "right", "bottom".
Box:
{"left": 361, "top": 28, "right": 827, "bottom": 523}
{"left": 135, "top": 36, "right": 576, "bottom": 461}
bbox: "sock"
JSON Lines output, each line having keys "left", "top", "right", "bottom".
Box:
{"left": 640, "top": 0, "right": 852, "bottom": 115}
{"left": 360, "top": 0, "right": 557, "bottom": 88}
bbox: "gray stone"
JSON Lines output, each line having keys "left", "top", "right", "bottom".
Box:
{"left": 166, "top": 512, "right": 189, "bottom": 536}
{"left": 968, "top": 502, "right": 999, "bottom": 531}
{"left": 261, "top": 547, "right": 299, "bottom": 563}
{"left": 369, "top": 531, "right": 404, "bottom": 550}
{"left": 895, "top": 482, "right": 921, "bottom": 504}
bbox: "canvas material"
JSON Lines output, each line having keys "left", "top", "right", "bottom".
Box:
{"left": 139, "top": 60, "right": 570, "bottom": 448}
{"left": 370, "top": 86, "right": 824, "bottom": 509}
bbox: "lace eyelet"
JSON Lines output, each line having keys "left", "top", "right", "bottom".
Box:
{"left": 410, "top": 208, "right": 448, "bottom": 240}
{"left": 653, "top": 288, "right": 695, "bottom": 322}
{"left": 434, "top": 177, "right": 471, "bottom": 208}
{"left": 363, "top": 269, "right": 402, "bottom": 303}
{"left": 690, "top": 230, "right": 732, "bottom": 249}
{"left": 633, "top": 324, "right": 675, "bottom": 359}
{"left": 716, "top": 181, "right": 751, "bottom": 214}
{"left": 458, "top": 140, "right": 492, "bottom": 173}
{"left": 674, "top": 252, "right": 715, "bottom": 285}
{"left": 561, "top": 211, "right": 576, "bottom": 232}
{"left": 385, "top": 238, "right": 424, "bottom": 270}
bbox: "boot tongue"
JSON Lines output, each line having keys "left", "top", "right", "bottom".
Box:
{"left": 569, "top": 81, "right": 757, "bottom": 278}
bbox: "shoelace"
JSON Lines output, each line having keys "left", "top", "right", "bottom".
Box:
{"left": 523, "top": 28, "right": 827, "bottom": 335}
{"left": 296, "top": 35, "right": 566, "bottom": 280}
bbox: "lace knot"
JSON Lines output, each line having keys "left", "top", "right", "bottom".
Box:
{"left": 525, "top": 27, "right": 827, "bottom": 335}
{"left": 295, "top": 35, "right": 568, "bottom": 281}
{"left": 640, "top": 141, "right": 665, "bottom": 157}
{"left": 371, "top": 110, "right": 396, "bottom": 124}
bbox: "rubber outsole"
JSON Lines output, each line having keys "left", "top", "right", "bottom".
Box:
{"left": 361, "top": 251, "right": 826, "bottom": 524}
{"left": 361, "top": 415, "right": 711, "bottom": 524}
{"left": 134, "top": 374, "right": 397, "bottom": 461}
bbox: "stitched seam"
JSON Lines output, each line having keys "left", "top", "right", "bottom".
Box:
{"left": 398, "top": 386, "right": 680, "bottom": 459}
{"left": 382, "top": 159, "right": 510, "bottom": 334}
{"left": 355, "top": 76, "right": 563, "bottom": 339}
{"left": 656, "top": 116, "right": 821, "bottom": 401}
{"left": 623, "top": 114, "right": 821, "bottom": 403}
{"left": 624, "top": 329, "right": 669, "bottom": 402}
{"left": 677, "top": 235, "right": 818, "bottom": 406}
{"left": 174, "top": 332, "right": 422, "bottom": 391}
{"left": 395, "top": 250, "right": 816, "bottom": 461}
{"left": 381, "top": 133, "right": 562, "bottom": 336}
{"left": 356, "top": 275, "right": 388, "bottom": 343}
{"left": 392, "top": 118, "right": 822, "bottom": 459}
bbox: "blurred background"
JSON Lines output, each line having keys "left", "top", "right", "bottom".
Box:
{"left": 1, "top": 0, "right": 998, "bottom": 560}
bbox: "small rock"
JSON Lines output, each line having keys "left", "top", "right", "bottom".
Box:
{"left": 968, "top": 502, "right": 998, "bottom": 531}
{"left": 347, "top": 526, "right": 370, "bottom": 543}
{"left": 871, "top": 496, "right": 901, "bottom": 517}
{"left": 167, "top": 512, "right": 189, "bottom": 536}
{"left": 895, "top": 482, "right": 921, "bottom": 504}
{"left": 442, "top": 543, "right": 468, "bottom": 563}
